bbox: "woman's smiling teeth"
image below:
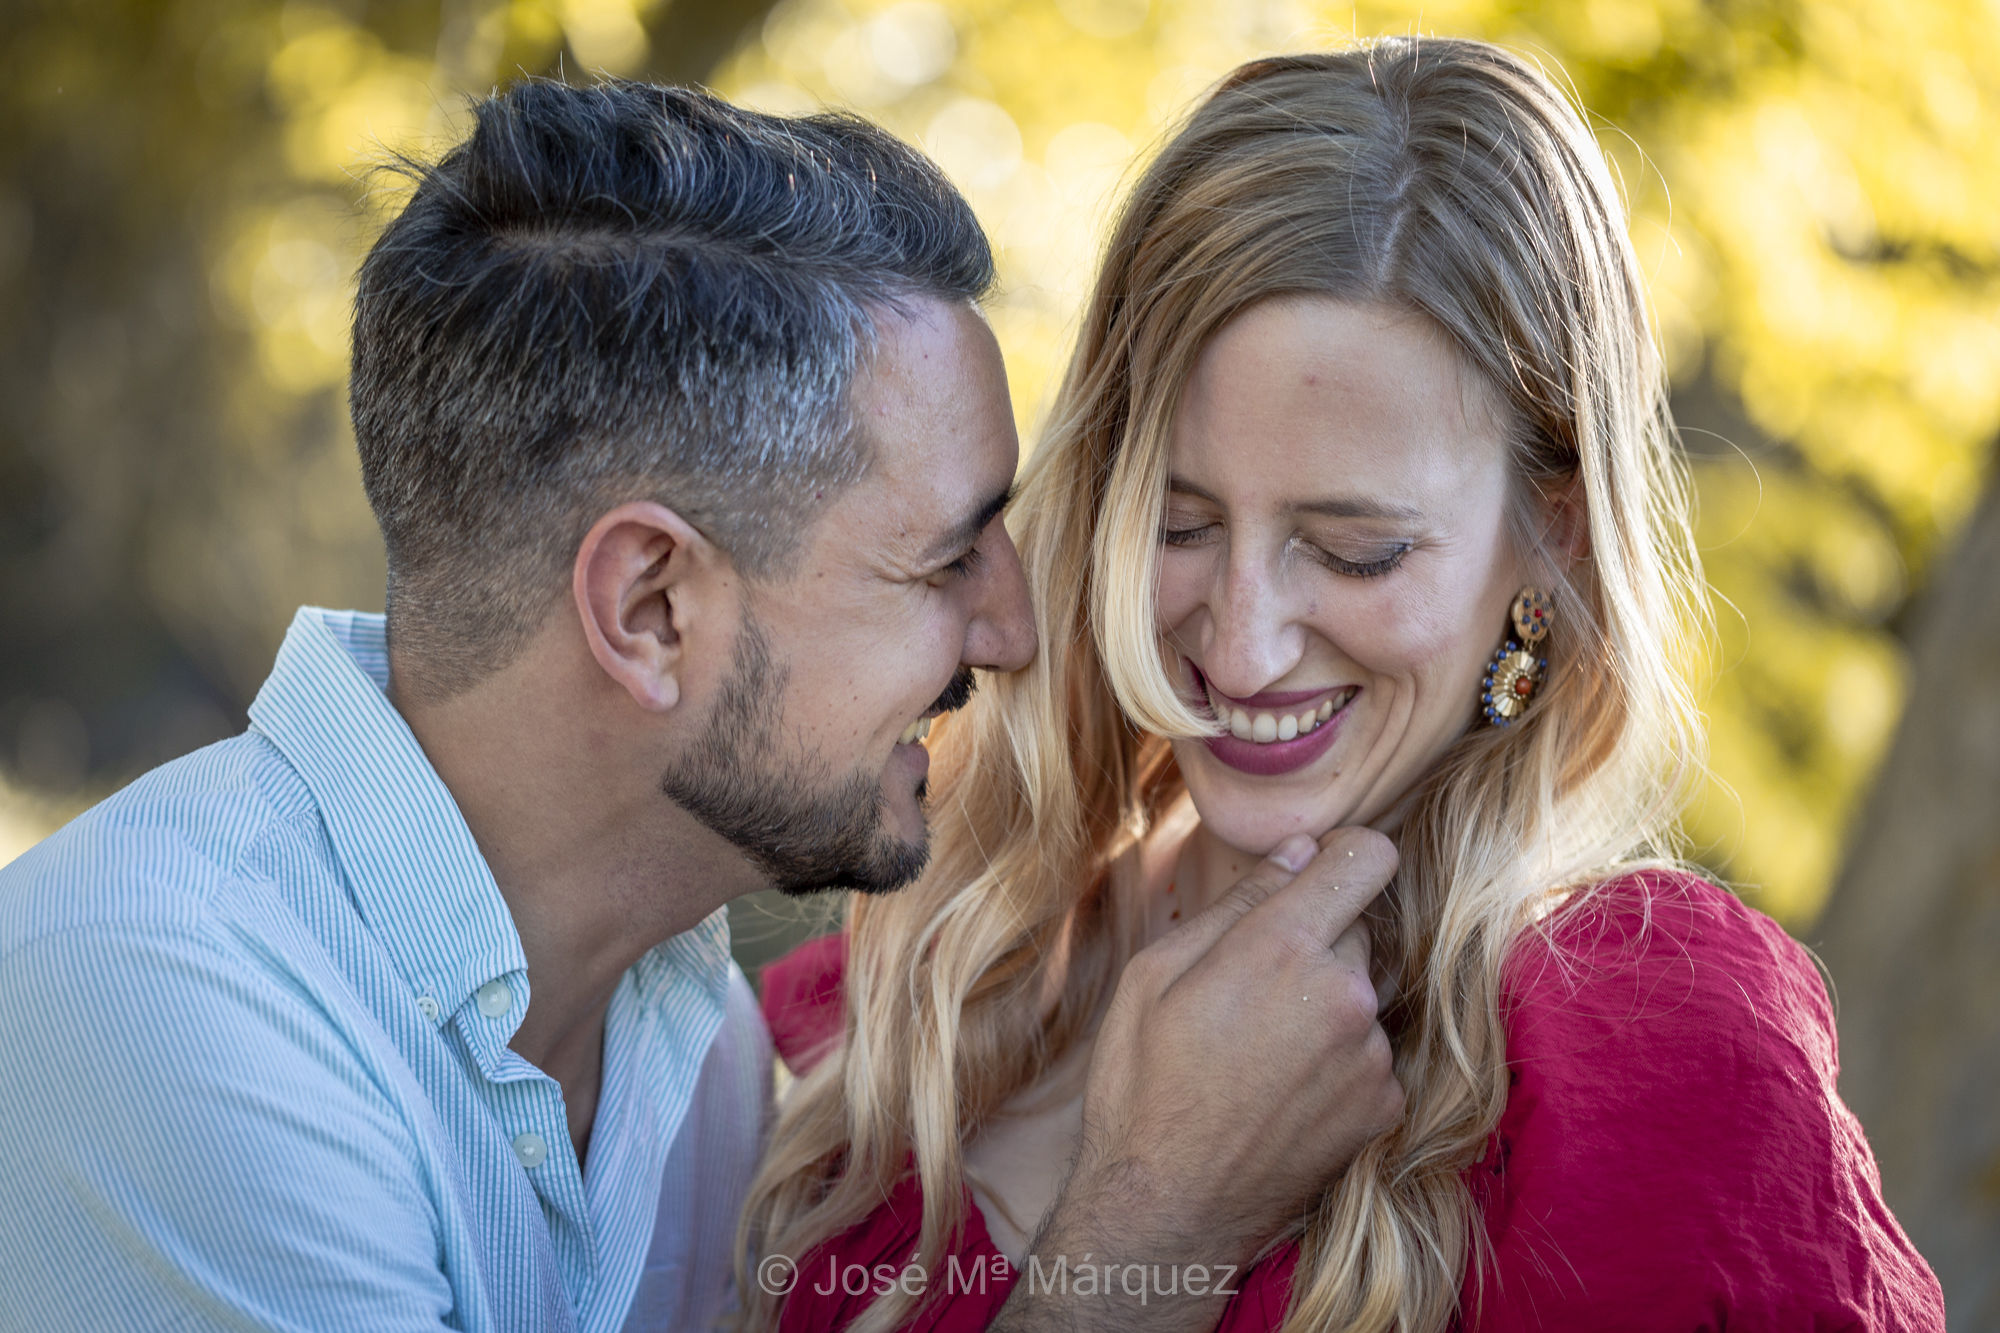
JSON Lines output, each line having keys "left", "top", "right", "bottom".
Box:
{"left": 1212, "top": 687, "right": 1357, "bottom": 744}
{"left": 897, "top": 716, "right": 933, "bottom": 746}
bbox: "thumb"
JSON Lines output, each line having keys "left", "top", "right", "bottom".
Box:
{"left": 1152, "top": 834, "right": 1316, "bottom": 967}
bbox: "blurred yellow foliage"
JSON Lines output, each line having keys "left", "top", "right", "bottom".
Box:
{"left": 2, "top": 0, "right": 1995, "bottom": 925}
{"left": 714, "top": 0, "right": 1999, "bottom": 919}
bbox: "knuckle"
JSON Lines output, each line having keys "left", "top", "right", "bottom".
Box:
{"left": 1377, "top": 1075, "right": 1408, "bottom": 1126}
{"left": 1216, "top": 883, "right": 1265, "bottom": 920}
{"left": 1321, "top": 826, "right": 1400, "bottom": 882}
{"left": 1362, "top": 1023, "right": 1396, "bottom": 1078}
{"left": 1224, "top": 874, "right": 1281, "bottom": 916}
{"left": 1313, "top": 962, "right": 1379, "bottom": 1035}
{"left": 1121, "top": 943, "right": 1172, "bottom": 992}
{"left": 1346, "top": 969, "right": 1381, "bottom": 1020}
{"left": 1334, "top": 920, "right": 1372, "bottom": 967}
{"left": 1270, "top": 921, "right": 1327, "bottom": 972}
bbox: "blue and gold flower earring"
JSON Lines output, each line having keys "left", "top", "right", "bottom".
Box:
{"left": 1481, "top": 588, "right": 1551, "bottom": 727}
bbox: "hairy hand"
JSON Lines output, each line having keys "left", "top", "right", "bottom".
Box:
{"left": 990, "top": 829, "right": 1403, "bottom": 1333}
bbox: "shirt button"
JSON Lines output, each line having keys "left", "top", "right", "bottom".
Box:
{"left": 475, "top": 980, "right": 513, "bottom": 1018}
{"left": 512, "top": 1132, "right": 548, "bottom": 1169}
{"left": 415, "top": 994, "right": 440, "bottom": 1022}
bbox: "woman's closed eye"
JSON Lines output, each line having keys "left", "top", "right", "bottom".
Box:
{"left": 1160, "top": 520, "right": 1216, "bottom": 547}
{"left": 1161, "top": 518, "right": 1412, "bottom": 579}
{"left": 1298, "top": 538, "right": 1411, "bottom": 578}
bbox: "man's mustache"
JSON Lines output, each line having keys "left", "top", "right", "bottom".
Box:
{"left": 929, "top": 669, "right": 977, "bottom": 718}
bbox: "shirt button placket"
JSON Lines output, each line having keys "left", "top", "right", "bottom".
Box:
{"left": 475, "top": 979, "right": 512, "bottom": 1018}
{"left": 511, "top": 1132, "right": 548, "bottom": 1170}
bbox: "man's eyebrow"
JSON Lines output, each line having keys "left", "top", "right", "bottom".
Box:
{"left": 1167, "top": 475, "right": 1423, "bottom": 522}
{"left": 921, "top": 482, "right": 1018, "bottom": 564}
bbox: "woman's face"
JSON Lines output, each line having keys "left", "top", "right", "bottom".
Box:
{"left": 1156, "top": 297, "right": 1530, "bottom": 853}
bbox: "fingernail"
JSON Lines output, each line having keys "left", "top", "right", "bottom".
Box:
{"left": 1271, "top": 835, "right": 1314, "bottom": 872}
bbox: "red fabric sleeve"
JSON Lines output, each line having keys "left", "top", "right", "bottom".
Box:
{"left": 1463, "top": 871, "right": 1944, "bottom": 1331}
{"left": 760, "top": 931, "right": 848, "bottom": 1076}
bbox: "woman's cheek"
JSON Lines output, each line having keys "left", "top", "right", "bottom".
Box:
{"left": 1153, "top": 555, "right": 1210, "bottom": 639}
{"left": 1325, "top": 581, "right": 1463, "bottom": 679}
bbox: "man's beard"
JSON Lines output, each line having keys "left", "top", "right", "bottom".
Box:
{"left": 660, "top": 610, "right": 975, "bottom": 898}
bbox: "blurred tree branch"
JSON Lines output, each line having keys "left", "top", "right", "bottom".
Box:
{"left": 1813, "top": 465, "right": 2000, "bottom": 1328}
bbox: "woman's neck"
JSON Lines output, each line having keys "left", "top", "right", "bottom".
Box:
{"left": 1127, "top": 796, "right": 1282, "bottom": 945}
{"left": 1146, "top": 798, "right": 1408, "bottom": 944}
{"left": 1171, "top": 818, "right": 1267, "bottom": 919}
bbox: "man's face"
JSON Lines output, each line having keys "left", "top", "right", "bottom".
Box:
{"left": 663, "top": 298, "right": 1037, "bottom": 896}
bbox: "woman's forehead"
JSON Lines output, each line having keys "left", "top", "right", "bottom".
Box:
{"left": 1168, "top": 298, "right": 1513, "bottom": 495}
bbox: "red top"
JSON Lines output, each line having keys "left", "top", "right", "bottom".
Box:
{"left": 760, "top": 872, "right": 1944, "bottom": 1331}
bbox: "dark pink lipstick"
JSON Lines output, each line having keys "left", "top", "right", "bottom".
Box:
{"left": 1189, "top": 664, "right": 1358, "bottom": 778}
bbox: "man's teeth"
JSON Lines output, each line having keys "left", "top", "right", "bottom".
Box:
{"left": 898, "top": 716, "right": 933, "bottom": 746}
{"left": 1219, "top": 688, "right": 1355, "bottom": 745}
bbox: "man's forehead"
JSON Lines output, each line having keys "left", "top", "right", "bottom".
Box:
{"left": 836, "top": 298, "right": 1018, "bottom": 567}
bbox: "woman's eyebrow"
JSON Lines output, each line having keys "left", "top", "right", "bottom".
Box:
{"left": 1167, "top": 474, "right": 1421, "bottom": 521}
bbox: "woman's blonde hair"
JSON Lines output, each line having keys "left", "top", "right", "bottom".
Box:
{"left": 740, "top": 37, "right": 1707, "bottom": 1332}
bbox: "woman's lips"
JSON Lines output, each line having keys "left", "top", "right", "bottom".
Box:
{"left": 1191, "top": 665, "right": 1358, "bottom": 777}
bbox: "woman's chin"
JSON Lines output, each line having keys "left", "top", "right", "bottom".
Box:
{"left": 1178, "top": 779, "right": 1348, "bottom": 858}
{"left": 1177, "top": 759, "right": 1405, "bottom": 854}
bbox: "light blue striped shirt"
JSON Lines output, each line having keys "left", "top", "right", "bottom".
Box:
{"left": 0, "top": 607, "right": 770, "bottom": 1332}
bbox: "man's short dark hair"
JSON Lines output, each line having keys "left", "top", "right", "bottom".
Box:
{"left": 350, "top": 80, "right": 994, "bottom": 700}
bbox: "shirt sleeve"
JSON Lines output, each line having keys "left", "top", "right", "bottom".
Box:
{"left": 0, "top": 922, "right": 457, "bottom": 1332}
{"left": 1466, "top": 873, "right": 1945, "bottom": 1331}
{"left": 626, "top": 964, "right": 774, "bottom": 1332}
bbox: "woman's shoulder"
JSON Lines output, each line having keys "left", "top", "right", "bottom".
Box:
{"left": 759, "top": 930, "right": 848, "bottom": 1076}
{"left": 1490, "top": 868, "right": 1847, "bottom": 1195}
{"left": 1490, "top": 866, "right": 1846, "bottom": 1185}
{"left": 1500, "top": 867, "right": 1835, "bottom": 1070}
{"left": 1470, "top": 868, "right": 1944, "bottom": 1328}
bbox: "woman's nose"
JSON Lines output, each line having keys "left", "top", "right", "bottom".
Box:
{"left": 1198, "top": 557, "right": 1305, "bottom": 698}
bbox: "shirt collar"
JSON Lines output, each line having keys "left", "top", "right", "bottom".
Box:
{"left": 248, "top": 607, "right": 526, "bottom": 1021}
{"left": 631, "top": 905, "right": 734, "bottom": 1008}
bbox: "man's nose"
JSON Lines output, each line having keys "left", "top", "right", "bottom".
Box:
{"left": 963, "top": 524, "right": 1038, "bottom": 674}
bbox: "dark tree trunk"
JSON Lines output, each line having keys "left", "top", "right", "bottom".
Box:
{"left": 1812, "top": 471, "right": 2000, "bottom": 1329}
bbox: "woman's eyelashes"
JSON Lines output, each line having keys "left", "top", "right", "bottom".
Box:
{"left": 1298, "top": 538, "right": 1411, "bottom": 578}
{"left": 1159, "top": 520, "right": 1215, "bottom": 548}
{"left": 1158, "top": 517, "right": 1412, "bottom": 579}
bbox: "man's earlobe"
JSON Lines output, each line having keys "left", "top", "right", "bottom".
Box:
{"left": 572, "top": 502, "right": 719, "bottom": 712}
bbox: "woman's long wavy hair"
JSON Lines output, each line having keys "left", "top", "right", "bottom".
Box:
{"left": 739, "top": 37, "right": 1707, "bottom": 1332}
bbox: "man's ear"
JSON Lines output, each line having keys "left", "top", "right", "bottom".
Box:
{"left": 572, "top": 501, "right": 729, "bottom": 712}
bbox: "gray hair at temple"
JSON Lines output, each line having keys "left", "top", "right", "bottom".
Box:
{"left": 350, "top": 79, "right": 994, "bottom": 701}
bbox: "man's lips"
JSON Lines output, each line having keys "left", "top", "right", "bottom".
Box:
{"left": 897, "top": 669, "right": 980, "bottom": 747}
